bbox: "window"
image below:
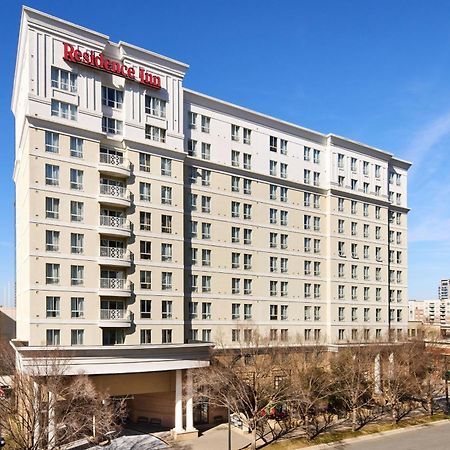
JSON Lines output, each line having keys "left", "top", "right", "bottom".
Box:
{"left": 189, "top": 302, "right": 198, "bottom": 319}
{"left": 201, "top": 249, "right": 211, "bottom": 267}
{"left": 161, "top": 158, "right": 172, "bottom": 176}
{"left": 280, "top": 139, "right": 288, "bottom": 155}
{"left": 270, "top": 304, "right": 278, "bottom": 320}
{"left": 189, "top": 111, "right": 197, "bottom": 129}
{"left": 140, "top": 212, "right": 152, "bottom": 231}
{"left": 313, "top": 149, "right": 320, "bottom": 163}
{"left": 313, "top": 217, "right": 320, "bottom": 231}
{"left": 71, "top": 233, "right": 83, "bottom": 254}
{"left": 232, "top": 303, "right": 240, "bottom": 320}
{"left": 231, "top": 226, "right": 240, "bottom": 243}
{"left": 202, "top": 196, "right": 211, "bottom": 213}
{"left": 202, "top": 302, "right": 212, "bottom": 320}
{"left": 281, "top": 281, "right": 288, "bottom": 297}
{"left": 202, "top": 329, "right": 212, "bottom": 342}
{"left": 363, "top": 203, "right": 369, "bottom": 217}
{"left": 281, "top": 257, "right": 288, "bottom": 273}
{"left": 70, "top": 169, "right": 83, "bottom": 190}
{"left": 201, "top": 142, "right": 211, "bottom": 160}
{"left": 71, "top": 297, "right": 84, "bottom": 318}
{"left": 351, "top": 201, "right": 357, "bottom": 214}
{"left": 232, "top": 278, "right": 240, "bottom": 294}
{"left": 190, "top": 221, "right": 198, "bottom": 238}
{"left": 270, "top": 281, "right": 278, "bottom": 296}
{"left": 187, "top": 139, "right": 197, "bottom": 157}
{"left": 270, "top": 160, "right": 277, "bottom": 176}
{"left": 162, "top": 300, "right": 172, "bottom": 319}
{"left": 202, "top": 222, "right": 211, "bottom": 239}
{"left": 280, "top": 163, "right": 288, "bottom": 179}
{"left": 230, "top": 150, "right": 241, "bottom": 169}
{"left": 280, "top": 187, "right": 288, "bottom": 202}
{"left": 139, "top": 153, "right": 151, "bottom": 172}
{"left": 102, "top": 117, "right": 122, "bottom": 134}
{"left": 45, "top": 230, "right": 59, "bottom": 252}
{"left": 375, "top": 206, "right": 381, "bottom": 220}
{"left": 145, "top": 125, "right": 166, "bottom": 142}
{"left": 244, "top": 228, "right": 252, "bottom": 245}
{"left": 102, "top": 86, "right": 123, "bottom": 109}
{"left": 51, "top": 66, "right": 77, "bottom": 92}
{"left": 304, "top": 237, "right": 311, "bottom": 253}
{"left": 51, "top": 99, "right": 77, "bottom": 120}
{"left": 191, "top": 275, "right": 198, "bottom": 292}
{"left": 46, "top": 329, "right": 60, "bottom": 346}
{"left": 162, "top": 272, "right": 172, "bottom": 290}
{"left": 231, "top": 124, "right": 240, "bottom": 141}
{"left": 243, "top": 128, "right": 251, "bottom": 144}
{"left": 162, "top": 329, "right": 172, "bottom": 344}
{"left": 338, "top": 307, "right": 345, "bottom": 322}
{"left": 162, "top": 243, "right": 173, "bottom": 262}
{"left": 337, "top": 153, "right": 344, "bottom": 168}
{"left": 314, "top": 261, "right": 321, "bottom": 276}
{"left": 243, "top": 204, "right": 252, "bottom": 219}
{"left": 280, "top": 210, "right": 288, "bottom": 226}
{"left": 338, "top": 241, "right": 345, "bottom": 257}
{"left": 313, "top": 172, "right": 320, "bottom": 186}
{"left": 202, "top": 275, "right": 211, "bottom": 292}
{"left": 351, "top": 179, "right": 357, "bottom": 190}
{"left": 145, "top": 95, "right": 166, "bottom": 117}
{"left": 270, "top": 136, "right": 278, "bottom": 152}
{"left": 45, "top": 197, "right": 59, "bottom": 219}
{"left": 202, "top": 170, "right": 211, "bottom": 187}
{"left": 304, "top": 146, "right": 311, "bottom": 161}
{"left": 304, "top": 169, "right": 311, "bottom": 184}
{"left": 304, "top": 260, "right": 311, "bottom": 275}
{"left": 161, "top": 186, "right": 172, "bottom": 205}
{"left": 270, "top": 232, "right": 278, "bottom": 248}
{"left": 140, "top": 271, "right": 152, "bottom": 289}
{"left": 270, "top": 208, "right": 277, "bottom": 224}
{"left": 243, "top": 179, "right": 252, "bottom": 195}
{"left": 45, "top": 131, "right": 59, "bottom": 153}
{"left": 243, "top": 153, "right": 252, "bottom": 169}
{"left": 201, "top": 115, "right": 211, "bottom": 133}
{"left": 70, "top": 201, "right": 83, "bottom": 222}
{"left": 232, "top": 201, "right": 240, "bottom": 218}
{"left": 314, "top": 284, "right": 320, "bottom": 299}
{"left": 139, "top": 182, "right": 151, "bottom": 202}
{"left": 140, "top": 330, "right": 152, "bottom": 344}
{"left": 190, "top": 194, "right": 198, "bottom": 211}
{"left": 338, "top": 175, "right": 345, "bottom": 186}
{"left": 45, "top": 164, "right": 59, "bottom": 186}
{"left": 232, "top": 252, "right": 240, "bottom": 269}
{"left": 46, "top": 296, "right": 60, "bottom": 318}
{"left": 71, "top": 265, "right": 84, "bottom": 286}
{"left": 69, "top": 137, "right": 83, "bottom": 158}
{"left": 244, "top": 253, "right": 252, "bottom": 270}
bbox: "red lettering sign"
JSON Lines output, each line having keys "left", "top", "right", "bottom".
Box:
{"left": 63, "top": 42, "right": 161, "bottom": 90}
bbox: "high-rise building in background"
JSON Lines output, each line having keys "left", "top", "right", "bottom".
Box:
{"left": 439, "top": 279, "right": 450, "bottom": 300}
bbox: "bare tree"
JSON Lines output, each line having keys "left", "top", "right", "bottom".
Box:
{"left": 331, "top": 346, "right": 380, "bottom": 431}
{"left": 194, "top": 333, "right": 291, "bottom": 450}
{"left": 0, "top": 344, "right": 127, "bottom": 450}
{"left": 286, "top": 347, "right": 338, "bottom": 439}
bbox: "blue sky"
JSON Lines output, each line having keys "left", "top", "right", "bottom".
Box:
{"left": 1, "top": 0, "right": 450, "bottom": 303}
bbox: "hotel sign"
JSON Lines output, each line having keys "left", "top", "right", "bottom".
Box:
{"left": 63, "top": 42, "right": 161, "bottom": 89}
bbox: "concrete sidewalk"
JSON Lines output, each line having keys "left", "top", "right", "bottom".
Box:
{"left": 173, "top": 424, "right": 252, "bottom": 450}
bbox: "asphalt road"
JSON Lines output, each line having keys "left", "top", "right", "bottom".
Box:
{"left": 323, "top": 421, "right": 450, "bottom": 450}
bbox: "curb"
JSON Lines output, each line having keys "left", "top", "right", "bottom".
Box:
{"left": 303, "top": 418, "right": 450, "bottom": 449}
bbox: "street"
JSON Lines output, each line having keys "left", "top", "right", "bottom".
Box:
{"left": 322, "top": 421, "right": 450, "bottom": 450}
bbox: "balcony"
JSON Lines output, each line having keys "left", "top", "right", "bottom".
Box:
{"left": 98, "top": 246, "right": 132, "bottom": 267}
{"left": 98, "top": 153, "right": 131, "bottom": 177}
{"left": 98, "top": 215, "right": 132, "bottom": 237}
{"left": 98, "top": 278, "right": 132, "bottom": 296}
{"left": 98, "top": 309, "right": 132, "bottom": 328}
{"left": 98, "top": 184, "right": 131, "bottom": 207}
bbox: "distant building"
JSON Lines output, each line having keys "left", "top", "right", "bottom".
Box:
{"left": 409, "top": 298, "right": 450, "bottom": 324}
{"left": 439, "top": 279, "right": 450, "bottom": 300}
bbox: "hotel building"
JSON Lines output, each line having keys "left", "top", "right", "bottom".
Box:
{"left": 11, "top": 7, "right": 410, "bottom": 433}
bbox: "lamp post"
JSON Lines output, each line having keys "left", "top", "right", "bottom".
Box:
{"left": 228, "top": 403, "right": 232, "bottom": 450}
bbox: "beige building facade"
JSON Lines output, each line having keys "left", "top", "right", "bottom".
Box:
{"left": 11, "top": 6, "right": 410, "bottom": 434}
{"left": 12, "top": 7, "right": 410, "bottom": 350}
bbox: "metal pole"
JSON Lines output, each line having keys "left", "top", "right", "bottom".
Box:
{"left": 228, "top": 404, "right": 231, "bottom": 450}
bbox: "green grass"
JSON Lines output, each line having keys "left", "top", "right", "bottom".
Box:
{"left": 266, "top": 413, "right": 450, "bottom": 449}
